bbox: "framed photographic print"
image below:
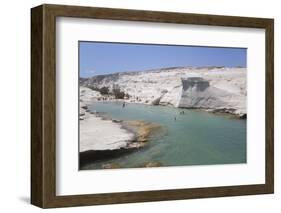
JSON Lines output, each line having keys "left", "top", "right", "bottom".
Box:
{"left": 31, "top": 4, "right": 274, "bottom": 208}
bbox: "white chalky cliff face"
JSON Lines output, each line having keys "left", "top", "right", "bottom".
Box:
{"left": 81, "top": 66, "right": 246, "bottom": 117}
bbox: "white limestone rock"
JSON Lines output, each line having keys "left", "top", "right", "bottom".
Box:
{"left": 81, "top": 66, "right": 246, "bottom": 116}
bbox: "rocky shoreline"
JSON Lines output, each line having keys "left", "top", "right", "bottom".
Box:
{"left": 79, "top": 98, "right": 164, "bottom": 168}
{"left": 81, "top": 66, "right": 247, "bottom": 118}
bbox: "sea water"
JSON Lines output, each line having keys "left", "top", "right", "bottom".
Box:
{"left": 83, "top": 101, "right": 246, "bottom": 169}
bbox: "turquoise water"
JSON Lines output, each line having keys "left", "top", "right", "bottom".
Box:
{"left": 83, "top": 101, "right": 246, "bottom": 169}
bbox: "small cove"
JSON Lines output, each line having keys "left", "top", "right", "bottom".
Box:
{"left": 81, "top": 101, "right": 246, "bottom": 169}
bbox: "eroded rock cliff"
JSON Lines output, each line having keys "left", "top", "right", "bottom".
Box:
{"left": 81, "top": 66, "right": 246, "bottom": 117}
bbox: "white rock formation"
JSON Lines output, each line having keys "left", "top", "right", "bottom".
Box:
{"left": 81, "top": 66, "right": 246, "bottom": 116}
{"left": 178, "top": 77, "right": 246, "bottom": 116}
{"left": 80, "top": 115, "right": 135, "bottom": 151}
{"left": 80, "top": 87, "right": 102, "bottom": 103}
{"left": 79, "top": 87, "right": 136, "bottom": 151}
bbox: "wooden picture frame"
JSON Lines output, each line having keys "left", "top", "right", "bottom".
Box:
{"left": 31, "top": 4, "right": 274, "bottom": 208}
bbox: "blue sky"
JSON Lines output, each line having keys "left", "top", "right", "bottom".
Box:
{"left": 79, "top": 41, "right": 246, "bottom": 78}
